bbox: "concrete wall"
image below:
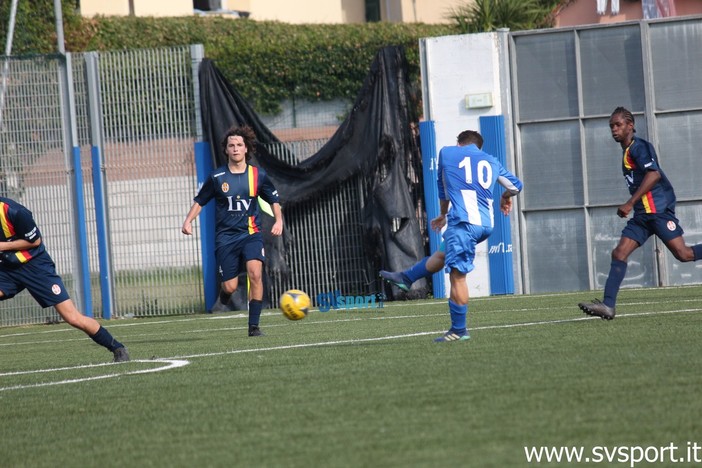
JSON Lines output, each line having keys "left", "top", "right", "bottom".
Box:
{"left": 79, "top": 0, "right": 468, "bottom": 23}
{"left": 80, "top": 0, "right": 194, "bottom": 17}
{"left": 419, "top": 31, "right": 510, "bottom": 297}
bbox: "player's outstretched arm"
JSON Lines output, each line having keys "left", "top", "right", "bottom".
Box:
{"left": 182, "top": 203, "right": 202, "bottom": 235}
{"left": 270, "top": 203, "right": 283, "bottom": 236}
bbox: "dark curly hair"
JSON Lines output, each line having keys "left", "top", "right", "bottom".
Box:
{"left": 221, "top": 125, "right": 257, "bottom": 161}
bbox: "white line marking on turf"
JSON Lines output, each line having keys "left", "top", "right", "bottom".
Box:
{"left": 170, "top": 307, "right": 702, "bottom": 360}
{"left": 0, "top": 359, "right": 190, "bottom": 392}
{"left": 2, "top": 307, "right": 700, "bottom": 392}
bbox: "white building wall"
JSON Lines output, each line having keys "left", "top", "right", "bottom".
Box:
{"left": 419, "top": 31, "right": 507, "bottom": 298}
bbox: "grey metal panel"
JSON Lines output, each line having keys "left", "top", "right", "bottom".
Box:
{"left": 524, "top": 210, "right": 589, "bottom": 293}
{"left": 655, "top": 111, "right": 702, "bottom": 200}
{"left": 664, "top": 202, "right": 702, "bottom": 285}
{"left": 649, "top": 20, "right": 702, "bottom": 111}
{"left": 578, "top": 25, "right": 646, "bottom": 115}
{"left": 513, "top": 32, "right": 579, "bottom": 121}
{"left": 520, "top": 121, "right": 583, "bottom": 210}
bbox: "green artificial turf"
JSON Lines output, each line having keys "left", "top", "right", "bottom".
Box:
{"left": 2, "top": 286, "right": 702, "bottom": 467}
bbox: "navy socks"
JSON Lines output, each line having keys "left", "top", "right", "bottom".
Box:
{"left": 693, "top": 244, "right": 702, "bottom": 261}
{"left": 249, "top": 299, "right": 263, "bottom": 327}
{"left": 90, "top": 326, "right": 123, "bottom": 352}
{"left": 603, "top": 259, "right": 627, "bottom": 308}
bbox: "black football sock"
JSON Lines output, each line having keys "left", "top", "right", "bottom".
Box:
{"left": 249, "top": 300, "right": 263, "bottom": 326}
{"left": 90, "top": 326, "right": 124, "bottom": 352}
{"left": 603, "top": 260, "right": 627, "bottom": 308}
{"left": 219, "top": 289, "right": 232, "bottom": 305}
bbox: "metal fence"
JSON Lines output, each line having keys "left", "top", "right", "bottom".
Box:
{"left": 0, "top": 46, "right": 204, "bottom": 325}
{"left": 0, "top": 45, "right": 397, "bottom": 326}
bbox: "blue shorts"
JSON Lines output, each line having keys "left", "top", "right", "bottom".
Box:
{"left": 215, "top": 234, "right": 265, "bottom": 282}
{"left": 622, "top": 212, "right": 684, "bottom": 246}
{"left": 444, "top": 223, "right": 492, "bottom": 275}
{"left": 0, "top": 252, "right": 70, "bottom": 308}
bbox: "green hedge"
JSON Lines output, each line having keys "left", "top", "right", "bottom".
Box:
{"left": 0, "top": 1, "right": 458, "bottom": 114}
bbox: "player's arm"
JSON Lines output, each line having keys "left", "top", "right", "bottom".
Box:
{"left": 0, "top": 209, "right": 43, "bottom": 252}
{"left": 497, "top": 168, "right": 523, "bottom": 215}
{"left": 431, "top": 154, "right": 448, "bottom": 231}
{"left": 182, "top": 175, "right": 214, "bottom": 235}
{"left": 431, "top": 199, "right": 449, "bottom": 232}
{"left": 0, "top": 236, "right": 41, "bottom": 252}
{"left": 617, "top": 169, "right": 661, "bottom": 218}
{"left": 182, "top": 203, "right": 202, "bottom": 235}
{"left": 270, "top": 203, "right": 283, "bottom": 236}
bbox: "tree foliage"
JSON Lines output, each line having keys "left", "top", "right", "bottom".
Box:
{"left": 0, "top": 3, "right": 458, "bottom": 114}
{"left": 447, "top": 0, "right": 561, "bottom": 33}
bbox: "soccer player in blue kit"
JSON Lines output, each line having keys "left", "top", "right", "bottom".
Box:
{"left": 182, "top": 125, "right": 283, "bottom": 336}
{"left": 431, "top": 130, "right": 522, "bottom": 342}
{"left": 0, "top": 197, "right": 129, "bottom": 362}
{"left": 578, "top": 107, "right": 702, "bottom": 320}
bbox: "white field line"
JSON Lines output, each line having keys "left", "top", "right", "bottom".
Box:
{"left": 0, "top": 359, "right": 189, "bottom": 392}
{"left": 1, "top": 307, "right": 701, "bottom": 392}
{"left": 169, "top": 307, "right": 702, "bottom": 360}
{"left": 3, "top": 293, "right": 702, "bottom": 341}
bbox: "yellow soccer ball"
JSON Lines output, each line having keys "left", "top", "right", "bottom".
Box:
{"left": 279, "top": 289, "right": 311, "bottom": 321}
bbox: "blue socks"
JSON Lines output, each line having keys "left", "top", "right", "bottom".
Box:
{"left": 693, "top": 244, "right": 702, "bottom": 261}
{"left": 603, "top": 259, "right": 627, "bottom": 308}
{"left": 404, "top": 256, "right": 430, "bottom": 283}
{"left": 249, "top": 299, "right": 263, "bottom": 327}
{"left": 448, "top": 299, "right": 468, "bottom": 333}
{"left": 90, "top": 326, "right": 123, "bottom": 352}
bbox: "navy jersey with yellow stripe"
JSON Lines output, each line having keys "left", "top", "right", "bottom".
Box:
{"left": 0, "top": 197, "right": 45, "bottom": 267}
{"left": 194, "top": 164, "right": 279, "bottom": 247}
{"left": 622, "top": 136, "right": 676, "bottom": 215}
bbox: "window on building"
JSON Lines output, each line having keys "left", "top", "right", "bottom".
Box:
{"left": 194, "top": 0, "right": 222, "bottom": 11}
{"left": 366, "top": 0, "right": 381, "bottom": 22}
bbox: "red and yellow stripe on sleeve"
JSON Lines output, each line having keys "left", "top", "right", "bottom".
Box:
{"left": 247, "top": 165, "right": 260, "bottom": 234}
{"left": 0, "top": 202, "right": 32, "bottom": 263}
{"left": 0, "top": 202, "right": 15, "bottom": 238}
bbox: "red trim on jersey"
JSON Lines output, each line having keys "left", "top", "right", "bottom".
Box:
{"left": 0, "top": 202, "right": 33, "bottom": 263}
{"left": 248, "top": 165, "right": 258, "bottom": 197}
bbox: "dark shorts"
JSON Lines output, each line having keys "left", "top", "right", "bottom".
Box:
{"left": 215, "top": 234, "right": 265, "bottom": 282}
{"left": 0, "top": 253, "right": 70, "bottom": 308}
{"left": 444, "top": 223, "right": 492, "bottom": 275}
{"left": 622, "top": 211, "right": 684, "bottom": 246}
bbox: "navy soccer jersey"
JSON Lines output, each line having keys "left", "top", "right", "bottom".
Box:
{"left": 194, "top": 164, "right": 279, "bottom": 248}
{"left": 437, "top": 144, "right": 522, "bottom": 228}
{"left": 0, "top": 197, "right": 45, "bottom": 266}
{"left": 0, "top": 197, "right": 70, "bottom": 307}
{"left": 622, "top": 136, "right": 676, "bottom": 215}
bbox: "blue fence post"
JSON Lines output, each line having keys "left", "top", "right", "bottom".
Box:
{"left": 71, "top": 145, "right": 92, "bottom": 316}
{"left": 194, "top": 141, "right": 217, "bottom": 311}
{"left": 479, "top": 115, "right": 514, "bottom": 295}
{"left": 419, "top": 120, "right": 445, "bottom": 299}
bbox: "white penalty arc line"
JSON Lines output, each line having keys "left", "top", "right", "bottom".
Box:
{"left": 0, "top": 359, "right": 190, "bottom": 392}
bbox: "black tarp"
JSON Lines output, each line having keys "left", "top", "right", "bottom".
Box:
{"left": 198, "top": 45, "right": 428, "bottom": 306}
